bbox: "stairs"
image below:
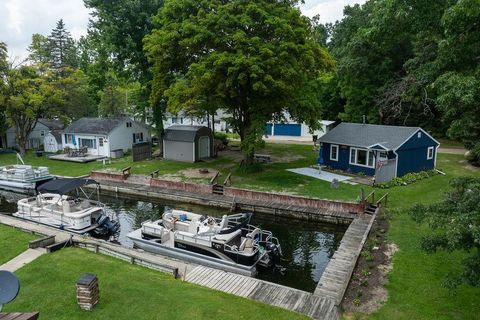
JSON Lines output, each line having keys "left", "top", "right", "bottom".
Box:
{"left": 212, "top": 184, "right": 224, "bottom": 195}
{"left": 364, "top": 204, "right": 377, "bottom": 214}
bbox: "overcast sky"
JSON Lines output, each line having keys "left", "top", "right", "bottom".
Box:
{"left": 0, "top": 0, "right": 366, "bottom": 62}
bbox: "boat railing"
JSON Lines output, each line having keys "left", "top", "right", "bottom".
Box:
{"left": 175, "top": 231, "right": 212, "bottom": 247}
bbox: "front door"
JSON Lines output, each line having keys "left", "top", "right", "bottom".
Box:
{"left": 98, "top": 137, "right": 106, "bottom": 156}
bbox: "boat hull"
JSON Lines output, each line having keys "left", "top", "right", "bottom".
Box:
{"left": 127, "top": 229, "right": 257, "bottom": 276}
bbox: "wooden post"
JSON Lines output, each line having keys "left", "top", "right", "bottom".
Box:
{"left": 76, "top": 273, "right": 99, "bottom": 311}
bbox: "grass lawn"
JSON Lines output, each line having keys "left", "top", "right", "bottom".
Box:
{"left": 0, "top": 224, "right": 38, "bottom": 264}
{"left": 4, "top": 248, "right": 306, "bottom": 320}
{"left": 437, "top": 138, "right": 464, "bottom": 149}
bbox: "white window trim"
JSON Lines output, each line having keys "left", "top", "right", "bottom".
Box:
{"left": 378, "top": 151, "right": 388, "bottom": 161}
{"left": 349, "top": 147, "right": 375, "bottom": 168}
{"left": 330, "top": 144, "right": 339, "bottom": 161}
{"left": 427, "top": 146, "right": 434, "bottom": 160}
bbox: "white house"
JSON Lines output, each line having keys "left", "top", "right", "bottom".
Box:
{"left": 265, "top": 118, "right": 336, "bottom": 140}
{"left": 163, "top": 110, "right": 230, "bottom": 132}
{"left": 6, "top": 119, "right": 64, "bottom": 150}
{"left": 61, "top": 117, "right": 151, "bottom": 157}
{"left": 44, "top": 130, "right": 63, "bottom": 153}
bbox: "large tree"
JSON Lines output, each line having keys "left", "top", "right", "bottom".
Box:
{"left": 48, "top": 19, "right": 79, "bottom": 73}
{"left": 145, "top": 0, "right": 333, "bottom": 162}
{"left": 1, "top": 65, "right": 61, "bottom": 155}
{"left": 409, "top": 177, "right": 480, "bottom": 288}
{"left": 0, "top": 42, "right": 9, "bottom": 145}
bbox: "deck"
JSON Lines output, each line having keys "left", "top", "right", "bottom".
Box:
{"left": 48, "top": 154, "right": 106, "bottom": 163}
{"left": 186, "top": 265, "right": 339, "bottom": 320}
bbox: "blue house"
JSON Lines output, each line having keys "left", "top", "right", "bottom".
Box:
{"left": 318, "top": 123, "right": 440, "bottom": 183}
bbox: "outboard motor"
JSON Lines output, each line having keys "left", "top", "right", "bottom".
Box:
{"left": 96, "top": 214, "right": 120, "bottom": 236}
{"left": 266, "top": 242, "right": 282, "bottom": 265}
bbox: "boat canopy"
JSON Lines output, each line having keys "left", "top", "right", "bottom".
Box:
{"left": 37, "top": 178, "right": 98, "bottom": 195}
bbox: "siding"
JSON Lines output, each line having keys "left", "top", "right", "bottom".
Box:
{"left": 164, "top": 140, "right": 194, "bottom": 162}
{"left": 109, "top": 120, "right": 151, "bottom": 153}
{"left": 321, "top": 143, "right": 376, "bottom": 176}
{"left": 396, "top": 130, "right": 438, "bottom": 176}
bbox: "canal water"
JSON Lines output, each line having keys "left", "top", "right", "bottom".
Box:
{"left": 0, "top": 192, "right": 347, "bottom": 292}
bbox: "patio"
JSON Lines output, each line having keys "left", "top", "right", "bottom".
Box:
{"left": 48, "top": 153, "right": 106, "bottom": 163}
{"left": 287, "top": 167, "right": 353, "bottom": 182}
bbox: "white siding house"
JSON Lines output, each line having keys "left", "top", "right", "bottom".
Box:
{"left": 61, "top": 117, "right": 151, "bottom": 157}
{"left": 6, "top": 119, "right": 64, "bottom": 150}
{"left": 44, "top": 131, "right": 63, "bottom": 153}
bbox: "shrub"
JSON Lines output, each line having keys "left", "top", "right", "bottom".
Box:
{"left": 214, "top": 132, "right": 229, "bottom": 145}
{"left": 376, "top": 169, "right": 439, "bottom": 189}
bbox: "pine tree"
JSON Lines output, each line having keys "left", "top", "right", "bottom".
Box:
{"left": 48, "top": 19, "right": 78, "bottom": 73}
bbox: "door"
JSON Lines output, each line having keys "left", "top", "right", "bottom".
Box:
{"left": 98, "top": 137, "right": 106, "bottom": 156}
{"left": 198, "top": 136, "right": 210, "bottom": 159}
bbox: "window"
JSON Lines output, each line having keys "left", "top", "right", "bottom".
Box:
{"left": 64, "top": 134, "right": 73, "bottom": 144}
{"left": 99, "top": 137, "right": 104, "bottom": 147}
{"left": 126, "top": 122, "right": 132, "bottom": 128}
{"left": 349, "top": 148, "right": 375, "bottom": 168}
{"left": 79, "top": 138, "right": 96, "bottom": 149}
{"left": 40, "top": 130, "right": 45, "bottom": 137}
{"left": 180, "top": 117, "right": 184, "bottom": 124}
{"left": 133, "top": 132, "right": 144, "bottom": 143}
{"left": 417, "top": 132, "right": 422, "bottom": 138}
{"left": 427, "top": 146, "right": 434, "bottom": 160}
{"left": 330, "top": 144, "right": 339, "bottom": 161}
{"left": 378, "top": 151, "right": 388, "bottom": 160}
{"left": 172, "top": 117, "right": 177, "bottom": 124}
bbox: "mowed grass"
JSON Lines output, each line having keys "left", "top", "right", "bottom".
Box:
{"left": 0, "top": 224, "right": 38, "bottom": 264}
{"left": 4, "top": 248, "right": 306, "bottom": 320}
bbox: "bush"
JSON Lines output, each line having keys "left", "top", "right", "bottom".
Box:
{"left": 376, "top": 169, "right": 438, "bottom": 189}
{"left": 214, "top": 132, "right": 229, "bottom": 145}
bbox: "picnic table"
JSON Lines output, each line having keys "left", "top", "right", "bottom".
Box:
{"left": 253, "top": 154, "right": 271, "bottom": 163}
{"left": 64, "top": 146, "right": 88, "bottom": 157}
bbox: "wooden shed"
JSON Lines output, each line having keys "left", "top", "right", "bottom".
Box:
{"left": 163, "top": 125, "right": 214, "bottom": 162}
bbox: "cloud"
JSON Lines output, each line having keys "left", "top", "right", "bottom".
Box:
{"left": 0, "top": 0, "right": 91, "bottom": 62}
{"left": 0, "top": 0, "right": 366, "bottom": 62}
{"left": 301, "top": 0, "right": 367, "bottom": 23}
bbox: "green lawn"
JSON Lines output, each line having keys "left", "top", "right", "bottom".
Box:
{"left": 0, "top": 224, "right": 38, "bottom": 264}
{"left": 437, "top": 138, "right": 464, "bottom": 149}
{"left": 4, "top": 248, "right": 306, "bottom": 320}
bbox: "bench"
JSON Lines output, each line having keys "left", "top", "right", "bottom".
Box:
{"left": 122, "top": 166, "right": 131, "bottom": 179}
{"left": 253, "top": 154, "right": 271, "bottom": 163}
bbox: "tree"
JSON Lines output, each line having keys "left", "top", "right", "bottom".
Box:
{"left": 98, "top": 73, "right": 125, "bottom": 117}
{"left": 0, "top": 42, "right": 8, "bottom": 144}
{"left": 27, "top": 34, "right": 51, "bottom": 67}
{"left": 1, "top": 65, "right": 61, "bottom": 155}
{"left": 409, "top": 177, "right": 480, "bottom": 288}
{"left": 48, "top": 19, "right": 79, "bottom": 73}
{"left": 145, "top": 0, "right": 333, "bottom": 162}
{"left": 433, "top": 0, "right": 480, "bottom": 160}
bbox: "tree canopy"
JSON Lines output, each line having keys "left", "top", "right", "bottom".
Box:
{"left": 409, "top": 177, "right": 480, "bottom": 288}
{"left": 145, "top": 0, "right": 334, "bottom": 161}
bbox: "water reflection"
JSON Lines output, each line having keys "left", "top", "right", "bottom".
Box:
{"left": 0, "top": 191, "right": 346, "bottom": 292}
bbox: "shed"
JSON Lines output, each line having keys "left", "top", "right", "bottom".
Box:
{"left": 163, "top": 125, "right": 214, "bottom": 162}
{"left": 318, "top": 123, "right": 440, "bottom": 183}
{"left": 44, "top": 130, "right": 63, "bottom": 153}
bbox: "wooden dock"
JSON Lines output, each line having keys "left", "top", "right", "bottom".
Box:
{"left": 314, "top": 210, "right": 377, "bottom": 304}
{"left": 186, "top": 265, "right": 339, "bottom": 320}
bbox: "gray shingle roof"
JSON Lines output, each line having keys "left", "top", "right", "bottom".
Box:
{"left": 50, "top": 130, "right": 62, "bottom": 144}
{"left": 38, "top": 119, "right": 64, "bottom": 130}
{"left": 318, "top": 122, "right": 429, "bottom": 150}
{"left": 164, "top": 125, "right": 212, "bottom": 142}
{"left": 63, "top": 117, "right": 129, "bottom": 135}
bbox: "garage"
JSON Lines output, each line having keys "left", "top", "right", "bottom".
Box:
{"left": 273, "top": 124, "right": 302, "bottom": 136}
{"left": 163, "top": 125, "right": 214, "bottom": 162}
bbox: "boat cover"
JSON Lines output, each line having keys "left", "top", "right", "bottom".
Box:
{"left": 37, "top": 178, "right": 98, "bottom": 195}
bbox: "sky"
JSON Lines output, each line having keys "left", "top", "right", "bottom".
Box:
{"left": 0, "top": 0, "right": 366, "bottom": 62}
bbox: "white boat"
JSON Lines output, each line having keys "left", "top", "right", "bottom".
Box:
{"left": 127, "top": 210, "right": 282, "bottom": 276}
{"left": 0, "top": 164, "right": 53, "bottom": 192}
{"left": 14, "top": 178, "right": 119, "bottom": 236}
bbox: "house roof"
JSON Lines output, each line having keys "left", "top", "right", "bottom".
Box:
{"left": 164, "top": 125, "right": 212, "bottom": 142}
{"left": 63, "top": 117, "right": 131, "bottom": 135}
{"left": 318, "top": 122, "right": 437, "bottom": 150}
{"left": 48, "top": 130, "right": 62, "bottom": 144}
{"left": 37, "top": 119, "right": 64, "bottom": 130}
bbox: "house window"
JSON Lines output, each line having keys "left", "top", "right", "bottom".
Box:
{"left": 350, "top": 148, "right": 375, "bottom": 168}
{"left": 64, "top": 134, "right": 73, "bottom": 144}
{"left": 330, "top": 144, "right": 339, "bottom": 161}
{"left": 99, "top": 137, "right": 104, "bottom": 147}
{"left": 126, "top": 122, "right": 132, "bottom": 128}
{"left": 417, "top": 132, "right": 422, "bottom": 138}
{"left": 79, "top": 138, "right": 96, "bottom": 149}
{"left": 427, "top": 146, "right": 434, "bottom": 160}
{"left": 378, "top": 151, "right": 388, "bottom": 160}
{"left": 180, "top": 117, "right": 184, "bottom": 124}
{"left": 172, "top": 117, "right": 177, "bottom": 124}
{"left": 133, "top": 132, "right": 144, "bottom": 143}
{"left": 40, "top": 130, "right": 45, "bottom": 137}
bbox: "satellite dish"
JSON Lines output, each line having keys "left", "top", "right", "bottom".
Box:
{"left": 0, "top": 270, "right": 20, "bottom": 312}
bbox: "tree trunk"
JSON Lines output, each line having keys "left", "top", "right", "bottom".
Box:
{"left": 211, "top": 113, "right": 215, "bottom": 136}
